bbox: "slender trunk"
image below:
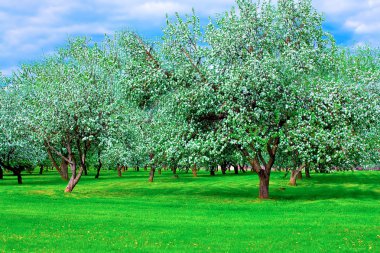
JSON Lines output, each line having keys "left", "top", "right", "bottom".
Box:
{"left": 39, "top": 165, "right": 44, "bottom": 175}
{"left": 289, "top": 170, "right": 298, "bottom": 186}
{"left": 122, "top": 166, "right": 126, "bottom": 172}
{"left": 289, "top": 165, "right": 305, "bottom": 186}
{"left": 144, "top": 165, "right": 148, "bottom": 171}
{"left": 46, "top": 145, "right": 68, "bottom": 181}
{"left": 297, "top": 171, "right": 303, "bottom": 180}
{"left": 234, "top": 165, "right": 239, "bottom": 174}
{"left": 258, "top": 172, "right": 269, "bottom": 199}
{"left": 60, "top": 158, "right": 69, "bottom": 181}
{"left": 191, "top": 164, "right": 197, "bottom": 177}
{"left": 136, "top": 166, "right": 140, "bottom": 172}
{"left": 64, "top": 162, "right": 83, "bottom": 193}
{"left": 95, "top": 167, "right": 101, "bottom": 179}
{"left": 16, "top": 171, "right": 22, "bottom": 184}
{"left": 117, "top": 166, "right": 122, "bottom": 177}
{"left": 305, "top": 167, "right": 311, "bottom": 178}
{"left": 83, "top": 164, "right": 88, "bottom": 176}
{"left": 0, "top": 167, "right": 3, "bottom": 179}
{"left": 95, "top": 158, "right": 102, "bottom": 179}
{"left": 241, "top": 165, "right": 246, "bottom": 173}
{"left": 0, "top": 162, "right": 22, "bottom": 184}
{"left": 94, "top": 150, "right": 102, "bottom": 179}
{"left": 210, "top": 166, "right": 216, "bottom": 176}
{"left": 221, "top": 164, "right": 227, "bottom": 175}
{"left": 148, "top": 167, "right": 155, "bottom": 182}
{"left": 11, "top": 168, "right": 23, "bottom": 185}
{"left": 158, "top": 168, "right": 162, "bottom": 175}
{"left": 172, "top": 167, "right": 177, "bottom": 175}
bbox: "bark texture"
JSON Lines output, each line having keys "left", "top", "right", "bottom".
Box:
{"left": 95, "top": 156, "right": 102, "bottom": 179}
{"left": 191, "top": 164, "right": 197, "bottom": 177}
{"left": 289, "top": 165, "right": 305, "bottom": 186}
{"left": 258, "top": 172, "right": 270, "bottom": 199}
{"left": 234, "top": 165, "right": 239, "bottom": 174}
{"left": 305, "top": 167, "right": 311, "bottom": 178}
{"left": 148, "top": 167, "right": 155, "bottom": 182}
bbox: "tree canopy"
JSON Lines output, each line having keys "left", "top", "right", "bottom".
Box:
{"left": 1, "top": 0, "right": 379, "bottom": 198}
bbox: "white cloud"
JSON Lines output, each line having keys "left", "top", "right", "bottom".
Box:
{"left": 313, "top": 0, "right": 380, "bottom": 45}
{"left": 1, "top": 0, "right": 380, "bottom": 76}
{"left": 344, "top": 5, "right": 380, "bottom": 34}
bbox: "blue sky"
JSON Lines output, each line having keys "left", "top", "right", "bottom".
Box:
{"left": 1, "top": 0, "right": 380, "bottom": 76}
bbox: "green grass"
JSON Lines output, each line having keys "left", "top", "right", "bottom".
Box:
{"left": 1, "top": 169, "right": 379, "bottom": 252}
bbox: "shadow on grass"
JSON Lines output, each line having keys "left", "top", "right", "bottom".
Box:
{"left": 93, "top": 171, "right": 380, "bottom": 202}
{"left": 2, "top": 170, "right": 379, "bottom": 202}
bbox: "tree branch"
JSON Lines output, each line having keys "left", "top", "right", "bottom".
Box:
{"left": 180, "top": 47, "right": 207, "bottom": 82}
{"left": 45, "top": 140, "right": 72, "bottom": 165}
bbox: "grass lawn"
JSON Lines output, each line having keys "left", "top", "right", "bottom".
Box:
{"left": 1, "top": 169, "right": 379, "bottom": 252}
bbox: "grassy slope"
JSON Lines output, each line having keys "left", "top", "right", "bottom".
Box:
{"left": 0, "top": 169, "right": 379, "bottom": 252}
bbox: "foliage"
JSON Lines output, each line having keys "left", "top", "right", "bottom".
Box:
{"left": 1, "top": 1, "right": 379, "bottom": 197}
{"left": 0, "top": 75, "right": 45, "bottom": 182}
{"left": 159, "top": 0, "right": 342, "bottom": 197}
{"left": 13, "top": 37, "right": 128, "bottom": 191}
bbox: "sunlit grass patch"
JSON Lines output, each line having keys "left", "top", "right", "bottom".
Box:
{"left": 1, "top": 170, "right": 379, "bottom": 252}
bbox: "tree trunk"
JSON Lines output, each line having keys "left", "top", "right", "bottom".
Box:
{"left": 0, "top": 167, "right": 3, "bottom": 179}
{"left": 95, "top": 157, "right": 102, "bottom": 179}
{"left": 258, "top": 172, "right": 269, "bottom": 199}
{"left": 60, "top": 158, "right": 69, "bottom": 181}
{"left": 148, "top": 167, "right": 155, "bottom": 182}
{"left": 65, "top": 169, "right": 83, "bottom": 192}
{"left": 83, "top": 164, "right": 88, "bottom": 176}
{"left": 172, "top": 167, "right": 177, "bottom": 175}
{"left": 191, "top": 164, "right": 197, "bottom": 177}
{"left": 136, "top": 166, "right": 140, "bottom": 172}
{"left": 221, "top": 164, "right": 227, "bottom": 175}
{"left": 65, "top": 154, "right": 83, "bottom": 192}
{"left": 297, "top": 171, "right": 303, "bottom": 180}
{"left": 117, "top": 166, "right": 122, "bottom": 177}
{"left": 16, "top": 170, "right": 22, "bottom": 184}
{"left": 144, "top": 165, "right": 148, "bottom": 171}
{"left": 210, "top": 166, "right": 216, "bottom": 176}
{"left": 289, "top": 170, "right": 298, "bottom": 186}
{"left": 234, "top": 165, "right": 239, "bottom": 174}
{"left": 95, "top": 167, "right": 101, "bottom": 179}
{"left": 289, "top": 165, "right": 305, "bottom": 186}
{"left": 158, "top": 168, "right": 162, "bottom": 175}
{"left": 305, "top": 167, "right": 311, "bottom": 178}
{"left": 45, "top": 142, "right": 69, "bottom": 181}
{"left": 39, "top": 165, "right": 44, "bottom": 175}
